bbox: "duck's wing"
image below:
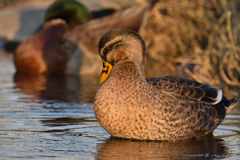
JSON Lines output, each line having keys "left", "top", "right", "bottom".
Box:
{"left": 147, "top": 76, "right": 230, "bottom": 106}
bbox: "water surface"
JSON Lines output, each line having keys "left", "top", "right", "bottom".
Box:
{"left": 0, "top": 54, "right": 239, "bottom": 160}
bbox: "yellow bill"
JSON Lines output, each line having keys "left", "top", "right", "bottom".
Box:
{"left": 99, "top": 61, "right": 113, "bottom": 84}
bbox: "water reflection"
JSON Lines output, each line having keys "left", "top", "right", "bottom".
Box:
{"left": 14, "top": 73, "right": 97, "bottom": 103}
{"left": 14, "top": 74, "right": 47, "bottom": 98}
{"left": 96, "top": 137, "right": 227, "bottom": 160}
{"left": 0, "top": 54, "right": 238, "bottom": 160}
{"left": 41, "top": 117, "right": 95, "bottom": 127}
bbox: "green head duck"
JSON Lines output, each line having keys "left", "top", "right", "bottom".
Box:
{"left": 44, "top": 0, "right": 91, "bottom": 25}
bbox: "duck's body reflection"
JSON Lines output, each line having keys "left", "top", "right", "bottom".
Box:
{"left": 96, "top": 137, "right": 227, "bottom": 160}
{"left": 14, "top": 73, "right": 97, "bottom": 102}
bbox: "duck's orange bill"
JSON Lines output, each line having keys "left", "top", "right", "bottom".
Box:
{"left": 99, "top": 61, "right": 113, "bottom": 84}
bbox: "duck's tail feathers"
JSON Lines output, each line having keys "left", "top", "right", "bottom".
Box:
{"left": 225, "top": 97, "right": 240, "bottom": 113}
{"left": 230, "top": 98, "right": 240, "bottom": 105}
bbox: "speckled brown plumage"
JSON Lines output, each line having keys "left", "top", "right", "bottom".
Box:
{"left": 94, "top": 30, "right": 234, "bottom": 141}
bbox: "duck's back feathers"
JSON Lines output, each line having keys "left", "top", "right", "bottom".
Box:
{"left": 147, "top": 76, "right": 233, "bottom": 119}
{"left": 148, "top": 76, "right": 225, "bottom": 104}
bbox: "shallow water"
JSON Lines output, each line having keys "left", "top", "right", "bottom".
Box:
{"left": 0, "top": 54, "right": 239, "bottom": 160}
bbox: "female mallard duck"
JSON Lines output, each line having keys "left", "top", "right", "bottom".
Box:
{"left": 14, "top": 0, "right": 150, "bottom": 76}
{"left": 94, "top": 29, "right": 237, "bottom": 141}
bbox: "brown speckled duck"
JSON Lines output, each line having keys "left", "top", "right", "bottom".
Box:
{"left": 94, "top": 30, "right": 237, "bottom": 141}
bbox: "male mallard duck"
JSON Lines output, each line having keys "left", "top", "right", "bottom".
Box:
{"left": 14, "top": 1, "right": 150, "bottom": 76}
{"left": 14, "top": 0, "right": 91, "bottom": 75}
{"left": 44, "top": 0, "right": 115, "bottom": 26}
{"left": 94, "top": 30, "right": 237, "bottom": 141}
{"left": 14, "top": 19, "right": 75, "bottom": 75}
{"left": 44, "top": 0, "right": 91, "bottom": 26}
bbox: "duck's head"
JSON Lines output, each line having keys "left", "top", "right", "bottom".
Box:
{"left": 98, "top": 29, "right": 146, "bottom": 83}
{"left": 44, "top": 0, "right": 91, "bottom": 26}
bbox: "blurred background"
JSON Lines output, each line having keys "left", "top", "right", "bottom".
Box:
{"left": 0, "top": 0, "right": 239, "bottom": 160}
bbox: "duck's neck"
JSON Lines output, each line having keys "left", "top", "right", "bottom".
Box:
{"left": 109, "top": 61, "right": 146, "bottom": 83}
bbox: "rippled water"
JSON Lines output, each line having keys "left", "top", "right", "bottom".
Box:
{"left": 0, "top": 54, "right": 239, "bottom": 160}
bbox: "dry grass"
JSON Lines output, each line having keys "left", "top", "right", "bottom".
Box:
{"left": 140, "top": 0, "right": 240, "bottom": 97}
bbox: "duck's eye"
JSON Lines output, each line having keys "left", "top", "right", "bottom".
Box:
{"left": 102, "top": 40, "right": 123, "bottom": 59}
